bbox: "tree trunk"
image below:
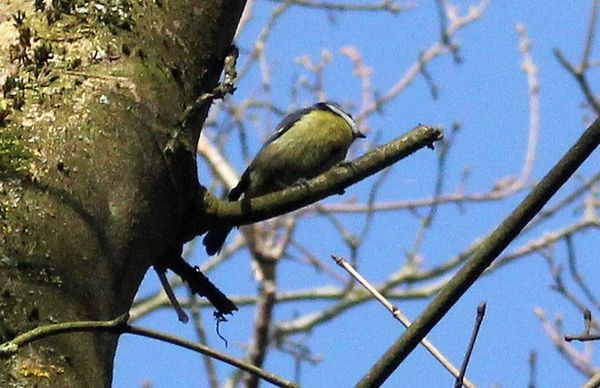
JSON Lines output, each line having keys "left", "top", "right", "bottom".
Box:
{"left": 0, "top": 1, "right": 245, "bottom": 386}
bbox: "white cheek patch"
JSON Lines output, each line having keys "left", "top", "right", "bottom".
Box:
{"left": 325, "top": 103, "right": 358, "bottom": 134}
{"left": 272, "top": 130, "right": 284, "bottom": 143}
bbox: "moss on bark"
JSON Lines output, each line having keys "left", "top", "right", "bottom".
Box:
{"left": 0, "top": 1, "right": 246, "bottom": 386}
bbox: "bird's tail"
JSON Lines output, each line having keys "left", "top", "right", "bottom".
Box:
{"left": 204, "top": 171, "right": 249, "bottom": 255}
{"left": 203, "top": 226, "right": 232, "bottom": 255}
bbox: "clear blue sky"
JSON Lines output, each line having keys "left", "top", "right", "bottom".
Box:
{"left": 114, "top": 1, "right": 600, "bottom": 386}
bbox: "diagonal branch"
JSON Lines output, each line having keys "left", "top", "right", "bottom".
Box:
{"left": 357, "top": 117, "right": 600, "bottom": 387}
{"left": 199, "top": 125, "right": 442, "bottom": 230}
{"left": 332, "top": 255, "right": 475, "bottom": 388}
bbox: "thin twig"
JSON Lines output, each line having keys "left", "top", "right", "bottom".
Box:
{"left": 535, "top": 307, "right": 597, "bottom": 377}
{"left": 0, "top": 314, "right": 129, "bottom": 355}
{"left": 358, "top": 0, "right": 489, "bottom": 121}
{"left": 434, "top": 0, "right": 449, "bottom": 45}
{"left": 244, "top": 256, "right": 278, "bottom": 388}
{"left": 238, "top": 1, "right": 292, "bottom": 81}
{"left": 154, "top": 266, "right": 189, "bottom": 323}
{"left": 180, "top": 46, "right": 239, "bottom": 128}
{"left": 528, "top": 351, "right": 537, "bottom": 388}
{"left": 406, "top": 126, "right": 454, "bottom": 265}
{"left": 340, "top": 46, "right": 375, "bottom": 115}
{"left": 554, "top": 48, "right": 600, "bottom": 115}
{"left": 267, "top": 0, "right": 414, "bottom": 13}
{"left": 580, "top": 0, "right": 599, "bottom": 71}
{"left": 516, "top": 23, "right": 540, "bottom": 184}
{"left": 0, "top": 314, "right": 298, "bottom": 388}
{"left": 434, "top": 0, "right": 461, "bottom": 62}
{"left": 455, "top": 302, "right": 486, "bottom": 388}
{"left": 357, "top": 161, "right": 393, "bottom": 244}
{"left": 289, "top": 240, "right": 349, "bottom": 284}
{"left": 565, "top": 309, "right": 599, "bottom": 342}
{"left": 189, "top": 292, "right": 220, "bottom": 388}
{"left": 198, "top": 134, "right": 240, "bottom": 190}
{"left": 527, "top": 170, "right": 600, "bottom": 230}
{"left": 332, "top": 255, "right": 476, "bottom": 388}
{"left": 126, "top": 325, "right": 297, "bottom": 387}
{"left": 565, "top": 236, "right": 600, "bottom": 308}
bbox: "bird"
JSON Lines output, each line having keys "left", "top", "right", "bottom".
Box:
{"left": 203, "top": 101, "right": 365, "bottom": 255}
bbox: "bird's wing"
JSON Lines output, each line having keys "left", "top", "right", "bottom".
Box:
{"left": 261, "top": 106, "right": 312, "bottom": 147}
{"left": 228, "top": 106, "right": 315, "bottom": 200}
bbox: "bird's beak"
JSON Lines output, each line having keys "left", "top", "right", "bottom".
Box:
{"left": 355, "top": 131, "right": 366, "bottom": 139}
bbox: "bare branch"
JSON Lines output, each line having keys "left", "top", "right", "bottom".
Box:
{"left": 0, "top": 314, "right": 298, "bottom": 388}
{"left": 554, "top": 48, "right": 600, "bottom": 115}
{"left": 200, "top": 125, "right": 442, "bottom": 229}
{"left": 357, "top": 0, "right": 489, "bottom": 121}
{"left": 516, "top": 23, "right": 540, "bottom": 184}
{"left": 332, "top": 255, "right": 475, "bottom": 388}
{"left": 535, "top": 308, "right": 598, "bottom": 377}
{"left": 357, "top": 118, "right": 600, "bottom": 387}
{"left": 244, "top": 255, "right": 278, "bottom": 388}
{"left": 455, "top": 302, "right": 486, "bottom": 388}
{"left": 580, "top": 0, "right": 599, "bottom": 71}
{"left": 267, "top": 0, "right": 415, "bottom": 13}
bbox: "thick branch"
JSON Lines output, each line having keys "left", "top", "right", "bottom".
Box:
{"left": 200, "top": 125, "right": 442, "bottom": 230}
{"left": 357, "top": 117, "right": 600, "bottom": 387}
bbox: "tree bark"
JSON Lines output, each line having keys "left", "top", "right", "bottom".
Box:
{"left": 0, "top": 1, "right": 245, "bottom": 386}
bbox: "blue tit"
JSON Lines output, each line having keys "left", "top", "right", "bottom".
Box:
{"left": 203, "top": 101, "right": 365, "bottom": 255}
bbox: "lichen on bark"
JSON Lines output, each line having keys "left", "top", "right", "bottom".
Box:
{"left": 0, "top": 1, "right": 246, "bottom": 386}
